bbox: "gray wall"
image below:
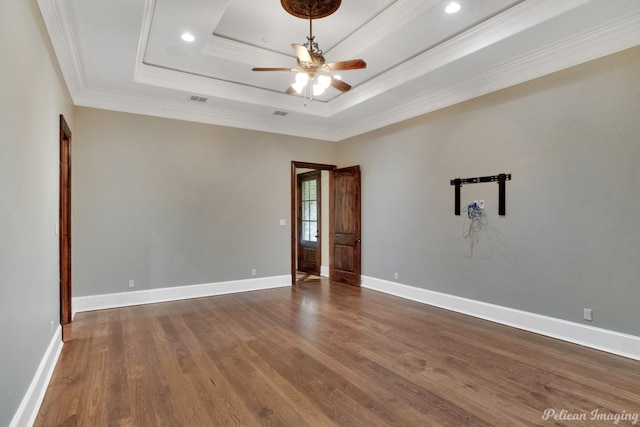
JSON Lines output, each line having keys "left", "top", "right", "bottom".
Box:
{"left": 73, "top": 108, "right": 337, "bottom": 296}
{"left": 0, "top": 0, "right": 74, "bottom": 425}
{"left": 338, "top": 46, "right": 640, "bottom": 336}
{"left": 3, "top": 4, "right": 639, "bottom": 423}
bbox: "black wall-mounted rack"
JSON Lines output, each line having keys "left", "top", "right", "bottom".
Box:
{"left": 450, "top": 173, "right": 511, "bottom": 216}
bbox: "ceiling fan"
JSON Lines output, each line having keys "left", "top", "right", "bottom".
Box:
{"left": 252, "top": 0, "right": 366, "bottom": 98}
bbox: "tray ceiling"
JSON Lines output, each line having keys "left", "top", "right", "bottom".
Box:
{"left": 38, "top": 0, "right": 640, "bottom": 141}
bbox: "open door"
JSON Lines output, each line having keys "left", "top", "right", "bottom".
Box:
{"left": 330, "top": 166, "right": 361, "bottom": 286}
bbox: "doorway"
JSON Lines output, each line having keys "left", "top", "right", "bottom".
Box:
{"left": 297, "top": 170, "right": 321, "bottom": 276}
{"left": 290, "top": 162, "right": 361, "bottom": 286}
{"left": 291, "top": 162, "right": 334, "bottom": 284}
{"left": 59, "top": 115, "right": 72, "bottom": 341}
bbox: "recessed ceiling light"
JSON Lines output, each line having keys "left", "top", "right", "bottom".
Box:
{"left": 445, "top": 2, "right": 461, "bottom": 14}
{"left": 181, "top": 32, "right": 195, "bottom": 42}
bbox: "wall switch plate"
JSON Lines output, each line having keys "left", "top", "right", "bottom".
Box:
{"left": 584, "top": 308, "right": 593, "bottom": 321}
{"left": 279, "top": 219, "right": 286, "bottom": 226}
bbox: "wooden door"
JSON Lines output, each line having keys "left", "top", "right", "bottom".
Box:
{"left": 297, "top": 171, "right": 321, "bottom": 275}
{"left": 330, "top": 166, "right": 361, "bottom": 286}
{"left": 60, "top": 115, "right": 72, "bottom": 340}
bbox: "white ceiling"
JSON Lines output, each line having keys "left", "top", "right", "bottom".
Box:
{"left": 38, "top": 0, "right": 640, "bottom": 141}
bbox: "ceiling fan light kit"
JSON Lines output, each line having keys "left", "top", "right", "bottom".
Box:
{"left": 253, "top": 0, "right": 366, "bottom": 103}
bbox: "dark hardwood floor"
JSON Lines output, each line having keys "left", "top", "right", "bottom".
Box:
{"left": 36, "top": 279, "right": 640, "bottom": 426}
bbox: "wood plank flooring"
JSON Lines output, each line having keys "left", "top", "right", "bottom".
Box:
{"left": 36, "top": 279, "right": 640, "bottom": 426}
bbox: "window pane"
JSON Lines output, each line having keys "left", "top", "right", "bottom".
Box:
{"left": 302, "top": 221, "right": 310, "bottom": 241}
{"left": 302, "top": 201, "right": 309, "bottom": 220}
{"left": 309, "top": 222, "right": 318, "bottom": 242}
{"left": 302, "top": 180, "right": 309, "bottom": 200}
{"left": 309, "top": 180, "right": 317, "bottom": 199}
{"left": 309, "top": 201, "right": 317, "bottom": 221}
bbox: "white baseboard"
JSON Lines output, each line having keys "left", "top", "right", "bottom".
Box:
{"left": 10, "top": 326, "right": 63, "bottom": 427}
{"left": 320, "top": 265, "right": 329, "bottom": 277}
{"left": 73, "top": 275, "right": 291, "bottom": 315}
{"left": 362, "top": 276, "right": 640, "bottom": 361}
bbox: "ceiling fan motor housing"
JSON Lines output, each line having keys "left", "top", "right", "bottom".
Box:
{"left": 298, "top": 52, "right": 326, "bottom": 72}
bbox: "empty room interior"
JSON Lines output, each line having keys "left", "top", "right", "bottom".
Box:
{"left": 3, "top": 0, "right": 640, "bottom": 426}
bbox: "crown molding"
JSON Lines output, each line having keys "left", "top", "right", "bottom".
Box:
{"left": 38, "top": 0, "right": 640, "bottom": 142}
{"left": 134, "top": 0, "right": 593, "bottom": 120}
{"left": 73, "top": 87, "right": 337, "bottom": 140}
{"left": 134, "top": 61, "right": 333, "bottom": 116}
{"left": 37, "top": 0, "right": 89, "bottom": 98}
{"left": 329, "top": 0, "right": 591, "bottom": 115}
{"left": 326, "top": 0, "right": 442, "bottom": 60}
{"left": 202, "top": 35, "right": 294, "bottom": 67}
{"left": 335, "top": 8, "right": 640, "bottom": 141}
{"left": 69, "top": 6, "right": 640, "bottom": 143}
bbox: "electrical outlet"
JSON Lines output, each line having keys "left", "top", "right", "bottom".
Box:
{"left": 50, "top": 320, "right": 54, "bottom": 335}
{"left": 129, "top": 279, "right": 135, "bottom": 288}
{"left": 478, "top": 200, "right": 485, "bottom": 209}
{"left": 394, "top": 272, "right": 399, "bottom": 280}
{"left": 584, "top": 308, "right": 593, "bottom": 321}
{"left": 251, "top": 269, "right": 257, "bottom": 276}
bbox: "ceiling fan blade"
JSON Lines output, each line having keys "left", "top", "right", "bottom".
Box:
{"left": 325, "top": 59, "right": 367, "bottom": 71}
{"left": 292, "top": 44, "right": 312, "bottom": 63}
{"left": 331, "top": 78, "right": 352, "bottom": 92}
{"left": 252, "top": 67, "right": 297, "bottom": 72}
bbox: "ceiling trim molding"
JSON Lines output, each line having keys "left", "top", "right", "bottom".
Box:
{"left": 134, "top": 0, "right": 594, "bottom": 120}
{"left": 73, "top": 87, "right": 335, "bottom": 141}
{"left": 38, "top": 0, "right": 640, "bottom": 142}
{"left": 328, "top": 0, "right": 591, "bottom": 115}
{"left": 60, "top": 6, "right": 640, "bottom": 142}
{"left": 202, "top": 35, "right": 295, "bottom": 66}
{"left": 37, "top": 0, "right": 89, "bottom": 98}
{"left": 334, "top": 8, "right": 640, "bottom": 140}
{"left": 134, "top": 0, "right": 332, "bottom": 116}
{"left": 326, "top": 0, "right": 442, "bottom": 60}
{"left": 133, "top": 61, "right": 332, "bottom": 116}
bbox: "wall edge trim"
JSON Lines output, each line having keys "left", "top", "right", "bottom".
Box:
{"left": 10, "top": 326, "right": 63, "bottom": 427}
{"left": 361, "top": 275, "right": 640, "bottom": 361}
{"left": 72, "top": 275, "right": 291, "bottom": 315}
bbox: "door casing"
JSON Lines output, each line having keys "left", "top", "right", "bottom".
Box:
{"left": 297, "top": 170, "right": 321, "bottom": 275}
{"left": 290, "top": 162, "right": 335, "bottom": 284}
{"left": 59, "top": 114, "right": 72, "bottom": 340}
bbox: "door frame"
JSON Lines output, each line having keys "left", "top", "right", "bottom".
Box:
{"left": 297, "top": 170, "right": 322, "bottom": 275}
{"left": 59, "top": 114, "right": 72, "bottom": 339}
{"left": 290, "top": 161, "right": 336, "bottom": 285}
